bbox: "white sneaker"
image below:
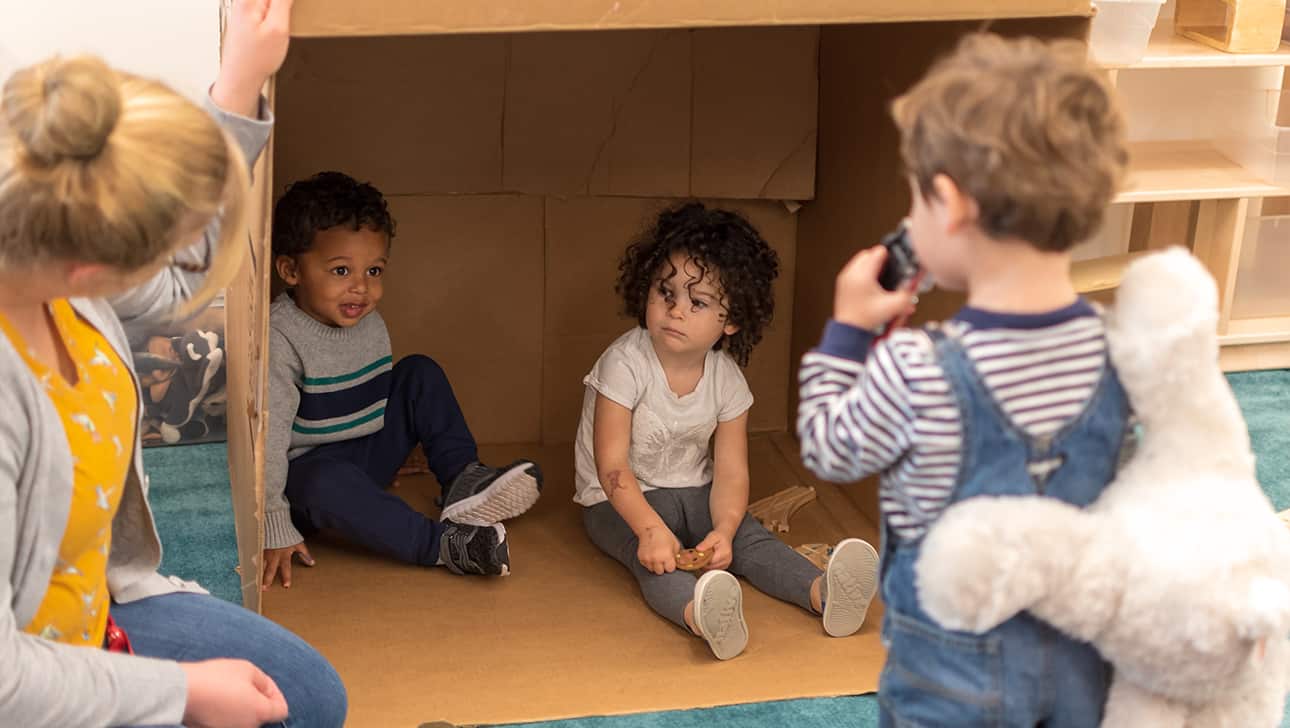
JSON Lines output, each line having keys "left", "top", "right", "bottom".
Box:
{"left": 692, "top": 570, "right": 748, "bottom": 660}
{"left": 822, "top": 538, "right": 880, "bottom": 637}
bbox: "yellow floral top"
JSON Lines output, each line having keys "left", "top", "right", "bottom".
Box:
{"left": 0, "top": 299, "right": 137, "bottom": 646}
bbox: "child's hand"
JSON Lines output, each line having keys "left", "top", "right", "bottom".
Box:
{"left": 261, "top": 542, "right": 315, "bottom": 590}
{"left": 211, "top": 0, "right": 294, "bottom": 117}
{"left": 695, "top": 530, "right": 734, "bottom": 571}
{"left": 638, "top": 525, "right": 682, "bottom": 575}
{"left": 181, "top": 658, "right": 289, "bottom": 728}
{"left": 834, "top": 246, "right": 917, "bottom": 332}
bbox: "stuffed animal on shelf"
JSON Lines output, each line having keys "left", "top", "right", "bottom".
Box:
{"left": 915, "top": 248, "right": 1290, "bottom": 728}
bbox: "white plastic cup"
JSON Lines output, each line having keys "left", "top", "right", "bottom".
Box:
{"left": 1089, "top": 0, "right": 1167, "bottom": 66}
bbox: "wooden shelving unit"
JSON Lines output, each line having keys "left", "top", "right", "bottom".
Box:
{"left": 1071, "top": 251, "right": 1152, "bottom": 292}
{"left": 1083, "top": 6, "right": 1290, "bottom": 370}
{"left": 1117, "top": 141, "right": 1287, "bottom": 203}
{"left": 1105, "top": 24, "right": 1290, "bottom": 69}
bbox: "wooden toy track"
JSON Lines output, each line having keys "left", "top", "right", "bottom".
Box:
{"left": 749, "top": 485, "right": 817, "bottom": 534}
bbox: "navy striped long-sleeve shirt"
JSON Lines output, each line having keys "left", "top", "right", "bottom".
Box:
{"left": 797, "top": 300, "right": 1107, "bottom": 540}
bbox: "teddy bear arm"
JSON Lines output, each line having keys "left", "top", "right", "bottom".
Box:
{"left": 917, "top": 496, "right": 1094, "bottom": 633}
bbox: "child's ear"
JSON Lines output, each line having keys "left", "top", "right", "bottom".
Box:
{"left": 274, "top": 255, "right": 301, "bottom": 286}
{"left": 723, "top": 322, "right": 741, "bottom": 338}
{"left": 931, "top": 173, "right": 979, "bottom": 234}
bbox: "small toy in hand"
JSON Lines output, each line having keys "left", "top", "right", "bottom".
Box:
{"left": 876, "top": 221, "right": 921, "bottom": 292}
{"left": 875, "top": 220, "right": 933, "bottom": 337}
{"left": 675, "top": 548, "right": 712, "bottom": 572}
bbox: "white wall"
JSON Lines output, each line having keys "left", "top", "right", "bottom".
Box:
{"left": 0, "top": 0, "right": 220, "bottom": 101}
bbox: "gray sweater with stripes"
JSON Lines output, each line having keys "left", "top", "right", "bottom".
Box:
{"left": 266, "top": 293, "right": 393, "bottom": 548}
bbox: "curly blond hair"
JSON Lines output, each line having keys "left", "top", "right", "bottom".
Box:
{"left": 892, "top": 33, "right": 1127, "bottom": 252}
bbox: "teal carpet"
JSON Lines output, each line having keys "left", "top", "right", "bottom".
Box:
{"left": 143, "top": 441, "right": 242, "bottom": 604}
{"left": 143, "top": 370, "right": 1290, "bottom": 728}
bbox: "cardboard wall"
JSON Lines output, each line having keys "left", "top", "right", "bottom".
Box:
{"left": 275, "top": 27, "right": 818, "bottom": 444}
{"left": 226, "top": 76, "right": 275, "bottom": 607}
{"left": 275, "top": 28, "right": 818, "bottom": 200}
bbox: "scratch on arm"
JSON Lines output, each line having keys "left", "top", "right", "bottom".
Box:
{"left": 604, "top": 470, "right": 625, "bottom": 499}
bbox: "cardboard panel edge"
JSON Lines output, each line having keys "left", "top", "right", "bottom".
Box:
{"left": 227, "top": 78, "right": 273, "bottom": 614}
{"left": 291, "top": 1, "right": 1094, "bottom": 38}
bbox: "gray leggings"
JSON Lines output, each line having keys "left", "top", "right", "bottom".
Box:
{"left": 583, "top": 485, "right": 822, "bottom": 630}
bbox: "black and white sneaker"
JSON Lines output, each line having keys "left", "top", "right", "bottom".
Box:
{"left": 439, "top": 521, "right": 510, "bottom": 576}
{"left": 441, "top": 460, "right": 542, "bottom": 526}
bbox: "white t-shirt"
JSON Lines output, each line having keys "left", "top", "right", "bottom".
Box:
{"left": 573, "top": 327, "right": 755, "bottom": 507}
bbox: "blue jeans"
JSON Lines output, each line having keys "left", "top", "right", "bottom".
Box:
{"left": 110, "top": 592, "right": 347, "bottom": 728}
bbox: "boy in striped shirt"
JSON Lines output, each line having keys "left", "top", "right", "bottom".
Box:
{"left": 797, "top": 35, "right": 1135, "bottom": 725}
{"left": 263, "top": 172, "right": 542, "bottom": 589}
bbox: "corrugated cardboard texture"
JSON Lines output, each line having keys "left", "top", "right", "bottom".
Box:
{"left": 505, "top": 31, "right": 692, "bottom": 197}
{"left": 274, "top": 35, "right": 508, "bottom": 197}
{"left": 290, "top": 0, "right": 1094, "bottom": 38}
{"left": 379, "top": 195, "right": 546, "bottom": 444}
{"left": 262, "top": 438, "right": 884, "bottom": 727}
{"left": 274, "top": 28, "right": 816, "bottom": 200}
{"left": 227, "top": 80, "right": 275, "bottom": 613}
{"left": 542, "top": 197, "right": 796, "bottom": 444}
{"left": 692, "top": 27, "right": 819, "bottom": 199}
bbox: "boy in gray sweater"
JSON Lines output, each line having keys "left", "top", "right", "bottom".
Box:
{"left": 263, "top": 171, "right": 542, "bottom": 589}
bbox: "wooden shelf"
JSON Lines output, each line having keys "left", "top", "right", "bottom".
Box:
{"left": 1220, "top": 316, "right": 1290, "bottom": 346}
{"left": 1071, "top": 251, "right": 1151, "bottom": 293}
{"left": 1116, "top": 141, "right": 1288, "bottom": 203}
{"left": 1221, "top": 340, "right": 1290, "bottom": 371}
{"left": 1105, "top": 25, "right": 1290, "bottom": 70}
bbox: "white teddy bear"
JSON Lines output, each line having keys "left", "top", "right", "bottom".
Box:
{"left": 915, "top": 248, "right": 1290, "bottom": 727}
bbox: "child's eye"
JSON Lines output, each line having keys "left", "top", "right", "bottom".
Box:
{"left": 692, "top": 299, "right": 708, "bottom": 309}
{"left": 368, "top": 267, "right": 383, "bottom": 277}
{"left": 332, "top": 266, "right": 349, "bottom": 276}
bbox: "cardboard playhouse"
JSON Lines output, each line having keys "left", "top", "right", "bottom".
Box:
{"left": 222, "top": 2, "right": 1093, "bottom": 725}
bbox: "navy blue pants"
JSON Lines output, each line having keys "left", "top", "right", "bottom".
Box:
{"left": 285, "top": 355, "right": 478, "bottom": 566}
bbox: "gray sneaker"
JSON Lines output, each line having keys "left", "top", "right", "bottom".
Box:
{"left": 441, "top": 460, "right": 542, "bottom": 526}
{"left": 439, "top": 521, "right": 510, "bottom": 576}
{"left": 693, "top": 570, "right": 748, "bottom": 660}
{"left": 822, "top": 538, "right": 880, "bottom": 637}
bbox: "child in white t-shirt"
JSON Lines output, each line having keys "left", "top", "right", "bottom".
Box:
{"left": 575, "top": 202, "right": 880, "bottom": 660}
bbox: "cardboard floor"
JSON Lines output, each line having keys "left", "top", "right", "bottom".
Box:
{"left": 263, "top": 434, "right": 885, "bottom": 728}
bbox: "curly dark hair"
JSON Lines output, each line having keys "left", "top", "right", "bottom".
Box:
{"left": 272, "top": 171, "right": 396, "bottom": 258}
{"left": 616, "top": 202, "right": 779, "bottom": 367}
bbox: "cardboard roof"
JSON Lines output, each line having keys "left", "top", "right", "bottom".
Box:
{"left": 292, "top": 0, "right": 1093, "bottom": 37}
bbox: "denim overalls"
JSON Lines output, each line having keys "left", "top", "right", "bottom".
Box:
{"left": 878, "top": 326, "right": 1134, "bottom": 728}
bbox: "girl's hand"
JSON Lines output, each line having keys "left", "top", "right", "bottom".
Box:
{"left": 637, "top": 525, "right": 682, "bottom": 575}
{"left": 211, "top": 0, "right": 294, "bottom": 117}
{"left": 833, "top": 246, "right": 917, "bottom": 332}
{"left": 695, "top": 530, "right": 734, "bottom": 571}
{"left": 181, "top": 659, "right": 289, "bottom": 728}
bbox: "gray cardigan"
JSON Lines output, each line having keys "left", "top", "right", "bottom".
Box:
{"left": 0, "top": 96, "right": 271, "bottom": 727}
